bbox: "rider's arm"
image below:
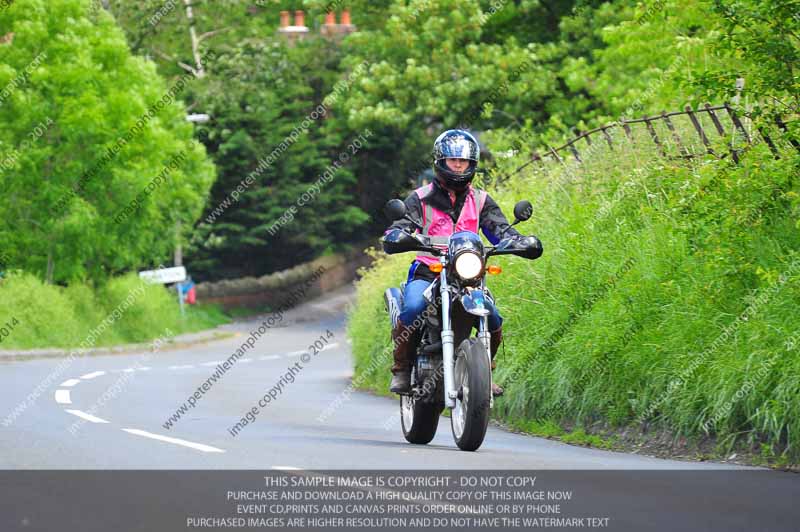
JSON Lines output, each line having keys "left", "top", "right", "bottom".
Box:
{"left": 479, "top": 194, "right": 522, "bottom": 244}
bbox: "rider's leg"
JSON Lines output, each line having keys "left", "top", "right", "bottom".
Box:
{"left": 390, "top": 280, "right": 431, "bottom": 393}
{"left": 485, "top": 300, "right": 505, "bottom": 397}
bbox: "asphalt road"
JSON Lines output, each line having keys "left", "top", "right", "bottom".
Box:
{"left": 0, "top": 287, "right": 761, "bottom": 470}
{"left": 1, "top": 287, "right": 798, "bottom": 532}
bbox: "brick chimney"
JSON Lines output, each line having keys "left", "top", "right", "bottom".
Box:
{"left": 277, "top": 9, "right": 309, "bottom": 44}
{"left": 339, "top": 10, "right": 356, "bottom": 36}
{"left": 321, "top": 11, "right": 337, "bottom": 37}
{"left": 321, "top": 10, "right": 356, "bottom": 39}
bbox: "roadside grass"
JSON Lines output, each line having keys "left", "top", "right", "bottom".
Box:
{"left": 0, "top": 272, "right": 229, "bottom": 350}
{"left": 348, "top": 126, "right": 800, "bottom": 464}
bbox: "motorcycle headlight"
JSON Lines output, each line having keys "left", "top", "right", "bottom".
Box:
{"left": 454, "top": 252, "right": 484, "bottom": 280}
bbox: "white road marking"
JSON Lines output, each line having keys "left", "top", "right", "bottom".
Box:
{"left": 286, "top": 350, "right": 306, "bottom": 357}
{"left": 271, "top": 465, "right": 301, "bottom": 471}
{"left": 168, "top": 365, "right": 195, "bottom": 370}
{"left": 122, "top": 428, "right": 225, "bottom": 453}
{"left": 123, "top": 368, "right": 136, "bottom": 373}
{"left": 201, "top": 361, "right": 223, "bottom": 366}
{"left": 239, "top": 358, "right": 253, "bottom": 363}
{"left": 320, "top": 343, "right": 340, "bottom": 352}
{"left": 136, "top": 367, "right": 151, "bottom": 371}
{"left": 260, "top": 355, "right": 280, "bottom": 360}
{"left": 65, "top": 409, "right": 109, "bottom": 424}
{"left": 80, "top": 371, "right": 105, "bottom": 380}
{"left": 60, "top": 379, "right": 81, "bottom": 387}
{"left": 55, "top": 390, "right": 72, "bottom": 404}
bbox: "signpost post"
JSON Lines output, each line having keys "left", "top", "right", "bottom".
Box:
{"left": 139, "top": 266, "right": 188, "bottom": 315}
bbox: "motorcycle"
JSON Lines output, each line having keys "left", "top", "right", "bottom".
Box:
{"left": 381, "top": 199, "right": 541, "bottom": 451}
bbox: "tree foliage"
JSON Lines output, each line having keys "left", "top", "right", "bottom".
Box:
{"left": 0, "top": 0, "right": 215, "bottom": 284}
{"left": 185, "top": 38, "right": 370, "bottom": 279}
{"left": 15, "top": 0, "right": 796, "bottom": 282}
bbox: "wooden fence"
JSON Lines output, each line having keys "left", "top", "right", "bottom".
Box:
{"left": 501, "top": 102, "right": 799, "bottom": 182}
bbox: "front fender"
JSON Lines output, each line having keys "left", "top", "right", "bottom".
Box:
{"left": 460, "top": 289, "right": 490, "bottom": 317}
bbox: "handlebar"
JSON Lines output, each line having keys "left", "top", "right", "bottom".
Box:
{"left": 388, "top": 229, "right": 542, "bottom": 260}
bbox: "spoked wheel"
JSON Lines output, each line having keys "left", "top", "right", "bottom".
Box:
{"left": 400, "top": 369, "right": 442, "bottom": 445}
{"left": 451, "top": 338, "right": 491, "bottom": 451}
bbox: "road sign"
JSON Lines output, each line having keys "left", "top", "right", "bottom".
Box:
{"left": 139, "top": 266, "right": 187, "bottom": 285}
{"left": 186, "top": 113, "right": 210, "bottom": 123}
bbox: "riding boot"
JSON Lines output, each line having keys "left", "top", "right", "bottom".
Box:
{"left": 389, "top": 319, "right": 413, "bottom": 394}
{"left": 489, "top": 327, "right": 504, "bottom": 397}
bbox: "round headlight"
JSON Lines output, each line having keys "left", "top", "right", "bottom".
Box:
{"left": 454, "top": 252, "right": 483, "bottom": 280}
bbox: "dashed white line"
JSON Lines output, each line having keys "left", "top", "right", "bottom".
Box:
{"left": 286, "top": 350, "right": 306, "bottom": 357}
{"left": 135, "top": 367, "right": 151, "bottom": 371}
{"left": 201, "top": 361, "right": 224, "bottom": 367}
{"left": 260, "top": 355, "right": 281, "bottom": 360}
{"left": 320, "top": 343, "right": 340, "bottom": 352}
{"left": 55, "top": 390, "right": 72, "bottom": 404}
{"left": 123, "top": 368, "right": 136, "bottom": 373}
{"left": 271, "top": 465, "right": 301, "bottom": 471}
{"left": 239, "top": 358, "right": 253, "bottom": 363}
{"left": 65, "top": 409, "right": 109, "bottom": 424}
{"left": 80, "top": 371, "right": 105, "bottom": 380}
{"left": 121, "top": 428, "right": 225, "bottom": 453}
{"left": 168, "top": 365, "right": 195, "bottom": 370}
{"left": 60, "top": 379, "right": 81, "bottom": 387}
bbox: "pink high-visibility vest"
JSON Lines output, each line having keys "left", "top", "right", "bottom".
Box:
{"left": 414, "top": 183, "right": 486, "bottom": 266}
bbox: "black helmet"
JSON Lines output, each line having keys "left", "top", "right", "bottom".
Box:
{"left": 433, "top": 129, "right": 480, "bottom": 191}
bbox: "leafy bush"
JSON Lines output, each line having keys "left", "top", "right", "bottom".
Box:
{"left": 0, "top": 272, "right": 229, "bottom": 350}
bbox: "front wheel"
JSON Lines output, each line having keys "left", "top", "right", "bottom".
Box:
{"left": 451, "top": 338, "right": 491, "bottom": 451}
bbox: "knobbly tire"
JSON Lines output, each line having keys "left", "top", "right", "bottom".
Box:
{"left": 451, "top": 338, "right": 491, "bottom": 451}
{"left": 400, "top": 368, "right": 442, "bottom": 444}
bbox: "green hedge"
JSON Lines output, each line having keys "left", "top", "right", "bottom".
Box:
{"left": 347, "top": 135, "right": 800, "bottom": 463}
{"left": 0, "top": 272, "right": 228, "bottom": 350}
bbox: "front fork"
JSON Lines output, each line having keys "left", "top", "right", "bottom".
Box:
{"left": 440, "top": 263, "right": 457, "bottom": 409}
{"left": 478, "top": 279, "right": 493, "bottom": 410}
{"left": 477, "top": 279, "right": 491, "bottom": 355}
{"left": 440, "top": 265, "right": 493, "bottom": 410}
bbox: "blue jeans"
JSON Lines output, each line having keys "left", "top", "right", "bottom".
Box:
{"left": 400, "top": 279, "right": 503, "bottom": 331}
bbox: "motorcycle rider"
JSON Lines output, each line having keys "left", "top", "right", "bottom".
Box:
{"left": 383, "top": 129, "right": 543, "bottom": 396}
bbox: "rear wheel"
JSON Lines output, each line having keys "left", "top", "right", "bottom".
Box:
{"left": 400, "top": 369, "right": 442, "bottom": 444}
{"left": 451, "top": 338, "right": 491, "bottom": 451}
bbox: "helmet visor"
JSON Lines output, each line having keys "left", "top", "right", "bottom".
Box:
{"left": 436, "top": 134, "right": 479, "bottom": 162}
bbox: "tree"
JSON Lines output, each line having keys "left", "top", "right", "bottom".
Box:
{"left": 185, "top": 38, "right": 369, "bottom": 280}
{"left": 700, "top": 0, "right": 799, "bottom": 111}
{"left": 105, "top": 0, "right": 286, "bottom": 77}
{"left": 0, "top": 0, "right": 215, "bottom": 283}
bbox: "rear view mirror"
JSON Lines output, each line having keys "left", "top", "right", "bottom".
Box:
{"left": 513, "top": 200, "right": 532, "bottom": 223}
{"left": 385, "top": 199, "right": 407, "bottom": 221}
